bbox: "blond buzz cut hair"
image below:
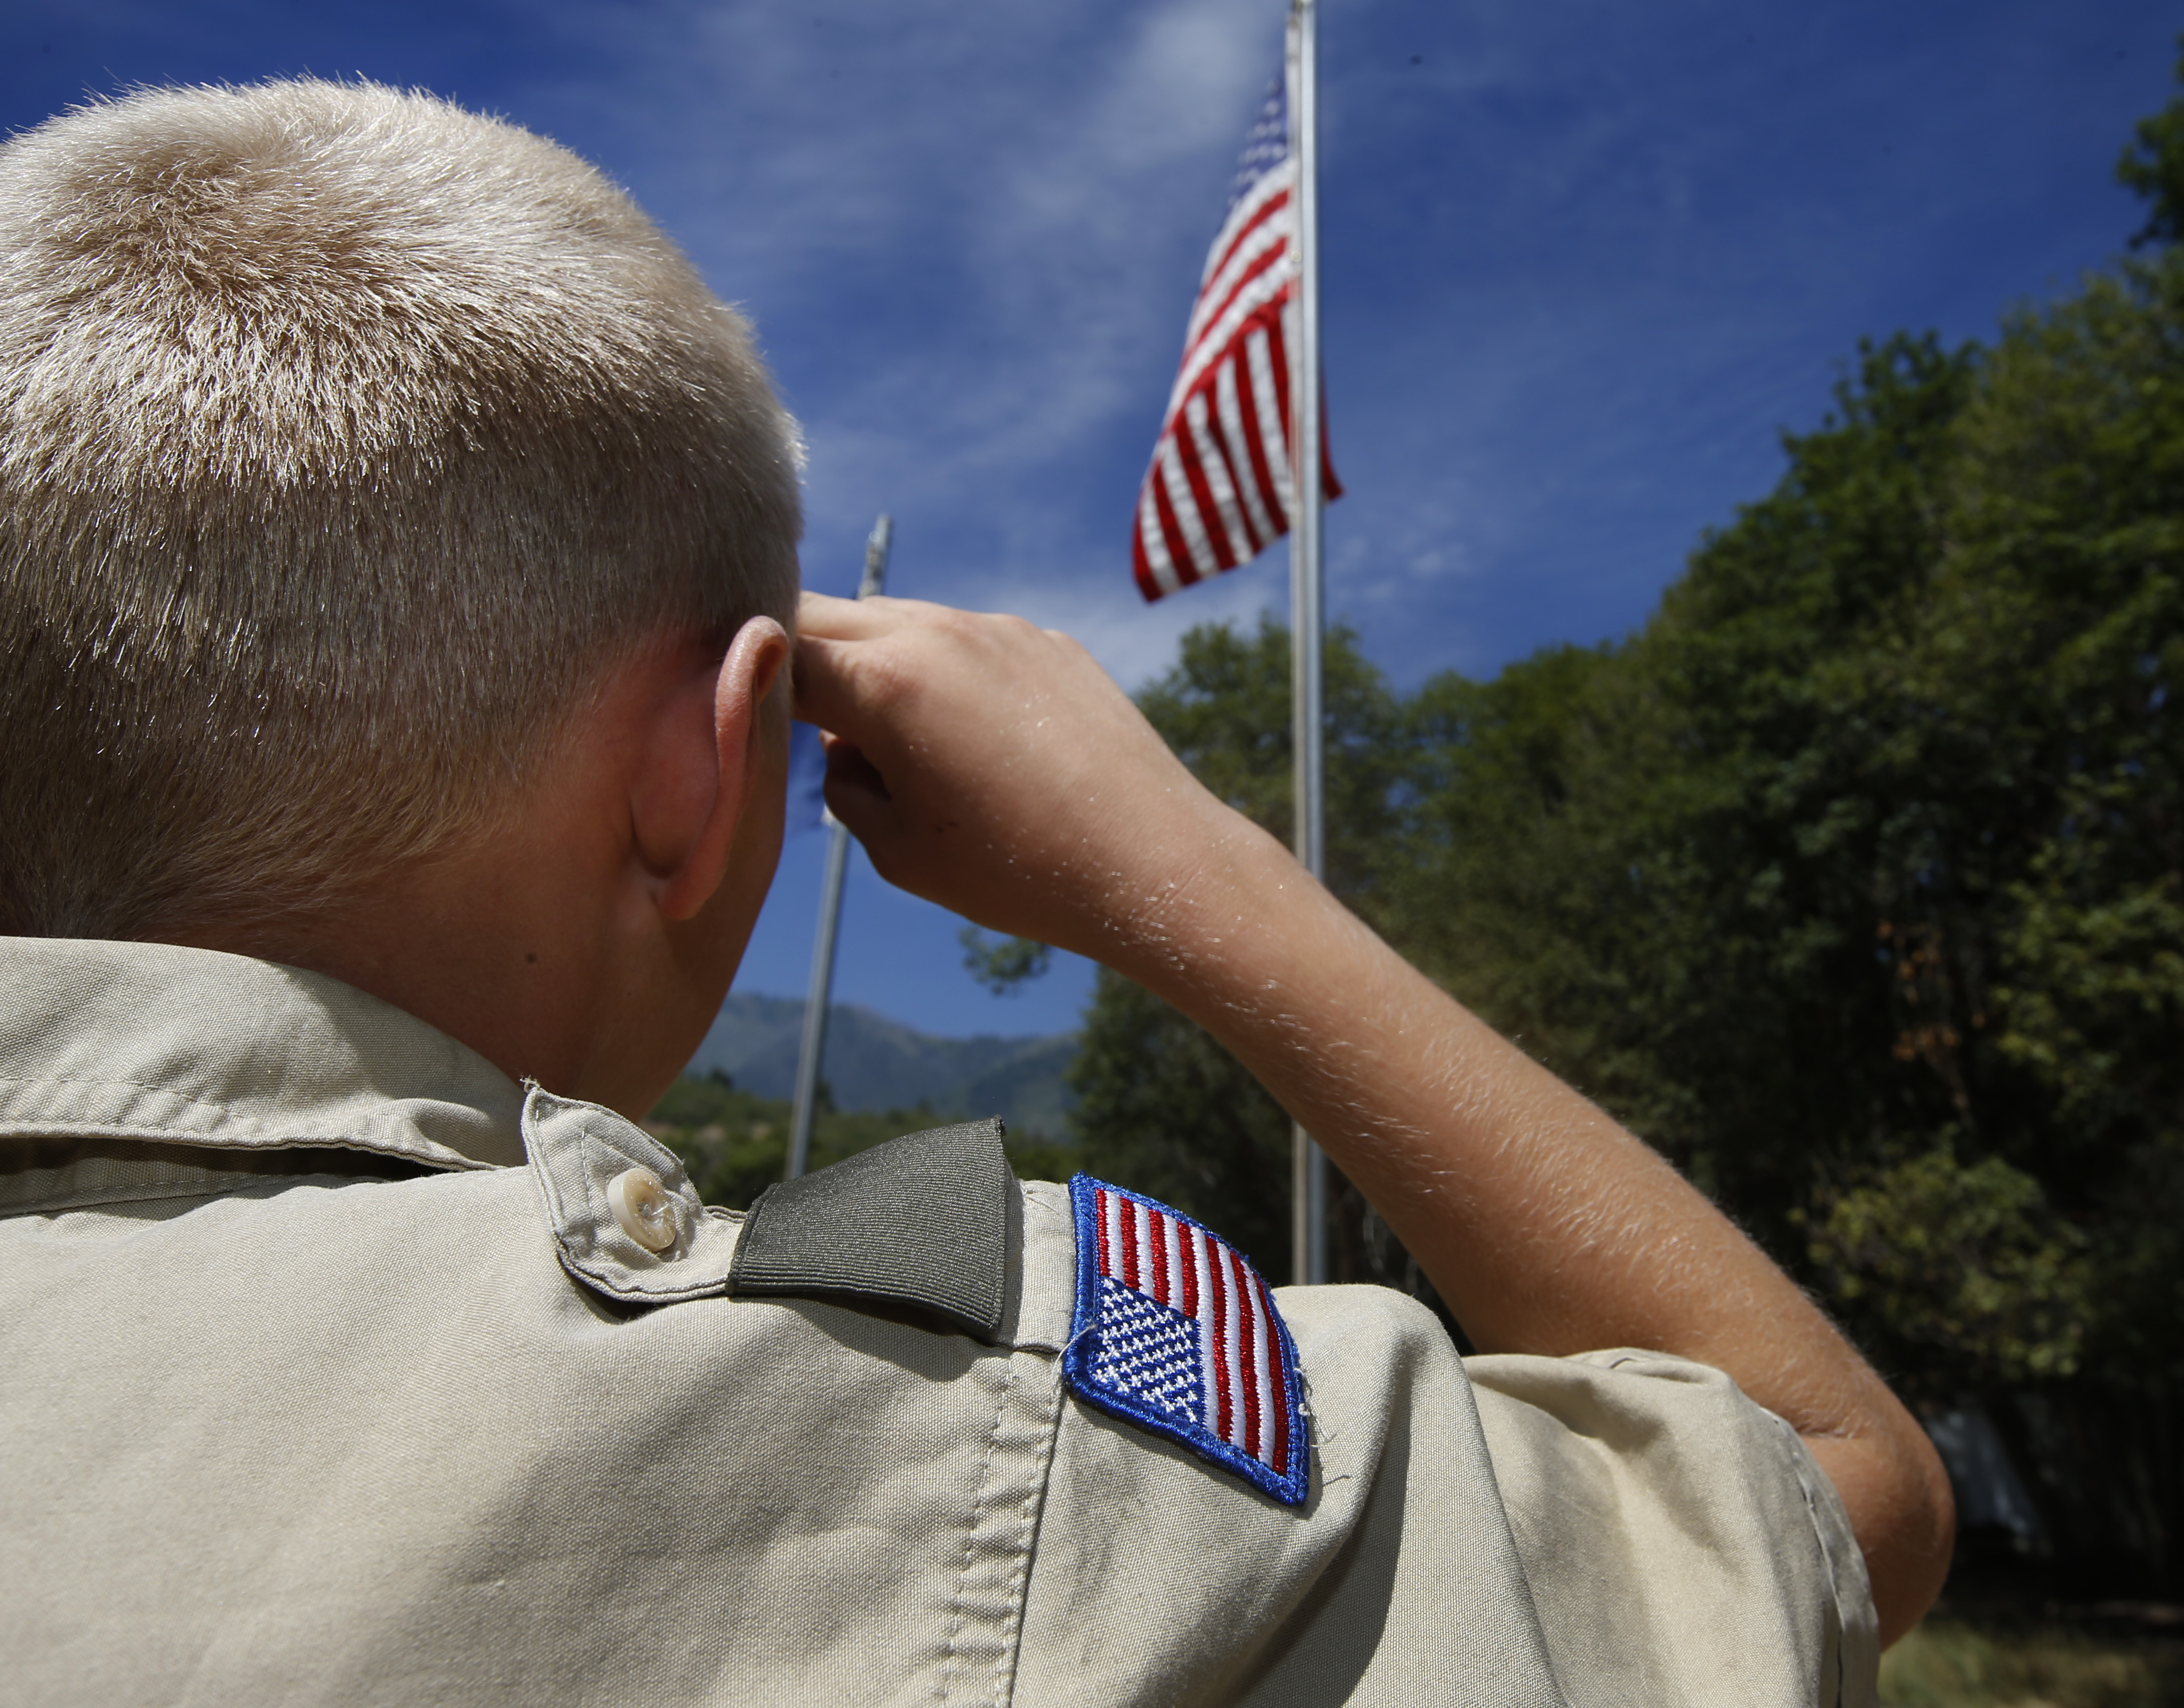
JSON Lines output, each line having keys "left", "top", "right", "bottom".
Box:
{"left": 0, "top": 80, "right": 803, "bottom": 941}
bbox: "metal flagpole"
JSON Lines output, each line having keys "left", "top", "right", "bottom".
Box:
{"left": 784, "top": 513, "right": 894, "bottom": 1181}
{"left": 1287, "top": 0, "right": 1329, "bottom": 1288}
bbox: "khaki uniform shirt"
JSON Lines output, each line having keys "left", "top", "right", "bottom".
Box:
{"left": 0, "top": 938, "right": 1877, "bottom": 1706}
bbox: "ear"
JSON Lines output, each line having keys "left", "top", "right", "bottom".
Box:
{"left": 638, "top": 616, "right": 792, "bottom": 924}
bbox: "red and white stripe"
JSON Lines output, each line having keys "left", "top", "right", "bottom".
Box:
{"left": 1131, "top": 156, "right": 1339, "bottom": 602}
{"left": 1093, "top": 1185, "right": 1292, "bottom": 1479}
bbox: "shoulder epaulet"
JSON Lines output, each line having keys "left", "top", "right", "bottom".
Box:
{"left": 729, "top": 1118, "right": 1012, "bottom": 1337}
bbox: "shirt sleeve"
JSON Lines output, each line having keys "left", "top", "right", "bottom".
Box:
{"left": 1465, "top": 1349, "right": 1880, "bottom": 1708}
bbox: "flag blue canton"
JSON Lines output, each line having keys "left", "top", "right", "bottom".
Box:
{"left": 1226, "top": 77, "right": 1287, "bottom": 213}
{"left": 1087, "top": 1276, "right": 1207, "bottom": 1421}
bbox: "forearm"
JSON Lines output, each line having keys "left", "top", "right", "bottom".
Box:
{"left": 1109, "top": 812, "right": 1808, "bottom": 1364}
{"left": 1099, "top": 811, "right": 1951, "bottom": 1641}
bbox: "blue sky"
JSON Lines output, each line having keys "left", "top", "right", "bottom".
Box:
{"left": 6, "top": 0, "right": 2174, "bottom": 1040}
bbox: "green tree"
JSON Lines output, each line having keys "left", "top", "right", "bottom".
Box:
{"left": 1803, "top": 1147, "right": 2092, "bottom": 1386}
{"left": 1384, "top": 337, "right": 1986, "bottom": 1251}
{"left": 1927, "top": 247, "right": 2184, "bottom": 1383}
{"left": 958, "top": 927, "right": 1052, "bottom": 994}
{"left": 2118, "top": 35, "right": 2184, "bottom": 248}
{"left": 1381, "top": 82, "right": 2184, "bottom": 1581}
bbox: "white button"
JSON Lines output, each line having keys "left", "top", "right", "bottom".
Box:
{"left": 607, "top": 1167, "right": 678, "bottom": 1253}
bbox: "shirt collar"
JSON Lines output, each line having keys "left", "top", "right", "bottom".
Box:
{"left": 0, "top": 937, "right": 525, "bottom": 1212}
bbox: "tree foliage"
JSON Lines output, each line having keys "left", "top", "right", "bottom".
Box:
{"left": 1385, "top": 279, "right": 2182, "bottom": 1410}
{"left": 957, "top": 926, "right": 1052, "bottom": 994}
{"left": 2119, "top": 35, "right": 2184, "bottom": 249}
{"left": 1803, "top": 1148, "right": 2092, "bottom": 1387}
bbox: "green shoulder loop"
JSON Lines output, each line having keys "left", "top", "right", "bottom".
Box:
{"left": 730, "top": 1118, "right": 1012, "bottom": 1338}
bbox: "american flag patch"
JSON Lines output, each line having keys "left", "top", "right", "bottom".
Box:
{"left": 1062, "top": 1176, "right": 1308, "bottom": 1506}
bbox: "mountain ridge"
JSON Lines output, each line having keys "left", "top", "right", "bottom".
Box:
{"left": 687, "top": 992, "right": 1076, "bottom": 1139}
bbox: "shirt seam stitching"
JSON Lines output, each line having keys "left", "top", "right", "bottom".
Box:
{"left": 992, "top": 1356, "right": 1063, "bottom": 1706}
{"left": 937, "top": 1360, "right": 1018, "bottom": 1706}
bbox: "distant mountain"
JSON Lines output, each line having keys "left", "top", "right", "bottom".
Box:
{"left": 687, "top": 992, "right": 1077, "bottom": 1140}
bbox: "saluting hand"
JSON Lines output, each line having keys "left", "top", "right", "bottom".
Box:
{"left": 791, "top": 591, "right": 1286, "bottom": 977}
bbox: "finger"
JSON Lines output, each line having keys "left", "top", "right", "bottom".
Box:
{"left": 789, "top": 632, "right": 879, "bottom": 737}
{"left": 822, "top": 737, "right": 892, "bottom": 809}
{"left": 818, "top": 740, "right": 909, "bottom": 874}
{"left": 795, "top": 589, "right": 953, "bottom": 640}
{"left": 795, "top": 590, "right": 882, "bottom": 639}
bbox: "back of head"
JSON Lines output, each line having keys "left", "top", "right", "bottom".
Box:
{"left": 0, "top": 80, "right": 802, "bottom": 941}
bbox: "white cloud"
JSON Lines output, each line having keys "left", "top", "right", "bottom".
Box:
{"left": 504, "top": 0, "right": 1291, "bottom": 653}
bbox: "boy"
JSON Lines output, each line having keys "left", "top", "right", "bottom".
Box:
{"left": 0, "top": 80, "right": 1947, "bottom": 1705}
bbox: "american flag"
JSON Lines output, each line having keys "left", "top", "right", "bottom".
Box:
{"left": 1132, "top": 75, "right": 1340, "bottom": 603}
{"left": 1063, "top": 1176, "right": 1308, "bottom": 1506}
